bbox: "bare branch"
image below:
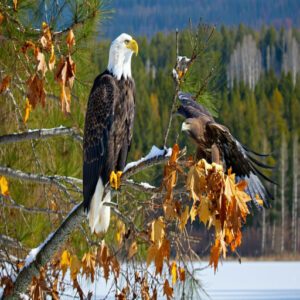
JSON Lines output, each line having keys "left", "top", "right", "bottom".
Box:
{"left": 0, "top": 127, "right": 83, "bottom": 145}
{"left": 5, "top": 148, "right": 172, "bottom": 299}
{"left": 0, "top": 166, "right": 82, "bottom": 186}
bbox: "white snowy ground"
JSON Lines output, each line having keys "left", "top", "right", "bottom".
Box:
{"left": 1, "top": 261, "right": 300, "bottom": 299}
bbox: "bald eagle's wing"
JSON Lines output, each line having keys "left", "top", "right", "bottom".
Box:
{"left": 206, "top": 122, "right": 274, "bottom": 208}
{"left": 177, "top": 91, "right": 214, "bottom": 119}
{"left": 83, "top": 73, "right": 117, "bottom": 211}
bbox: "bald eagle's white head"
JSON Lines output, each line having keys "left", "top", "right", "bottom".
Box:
{"left": 107, "top": 33, "right": 139, "bottom": 80}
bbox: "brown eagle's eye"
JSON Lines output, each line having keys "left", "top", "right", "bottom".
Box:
{"left": 124, "top": 39, "right": 130, "bottom": 45}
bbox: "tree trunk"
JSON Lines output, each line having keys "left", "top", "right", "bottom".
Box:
{"left": 292, "top": 133, "right": 298, "bottom": 253}
{"left": 280, "top": 134, "right": 287, "bottom": 253}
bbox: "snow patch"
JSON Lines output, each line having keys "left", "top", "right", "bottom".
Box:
{"left": 124, "top": 145, "right": 172, "bottom": 173}
{"left": 24, "top": 231, "right": 54, "bottom": 269}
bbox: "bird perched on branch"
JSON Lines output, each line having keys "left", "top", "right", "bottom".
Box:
{"left": 177, "top": 91, "right": 274, "bottom": 208}
{"left": 83, "top": 33, "right": 138, "bottom": 234}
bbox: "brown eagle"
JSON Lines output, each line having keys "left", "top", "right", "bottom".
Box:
{"left": 178, "top": 91, "right": 274, "bottom": 208}
{"left": 83, "top": 33, "right": 138, "bottom": 234}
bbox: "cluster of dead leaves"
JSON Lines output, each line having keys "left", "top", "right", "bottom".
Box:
{"left": 20, "top": 23, "right": 76, "bottom": 123}
{"left": 187, "top": 159, "right": 257, "bottom": 271}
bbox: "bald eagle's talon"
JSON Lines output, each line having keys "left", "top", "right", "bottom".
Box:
{"left": 109, "top": 171, "right": 122, "bottom": 190}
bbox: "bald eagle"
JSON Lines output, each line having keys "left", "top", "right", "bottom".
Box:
{"left": 83, "top": 33, "right": 138, "bottom": 234}
{"left": 178, "top": 92, "right": 274, "bottom": 208}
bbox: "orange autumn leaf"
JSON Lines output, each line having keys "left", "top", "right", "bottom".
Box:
{"left": 128, "top": 241, "right": 138, "bottom": 259}
{"left": 179, "top": 267, "right": 185, "bottom": 282}
{"left": 66, "top": 29, "right": 75, "bottom": 50}
{"left": 40, "top": 22, "right": 52, "bottom": 51}
{"left": 0, "top": 176, "right": 9, "bottom": 196}
{"left": 209, "top": 239, "right": 221, "bottom": 273}
{"left": 35, "top": 48, "right": 48, "bottom": 77}
{"left": 0, "top": 75, "right": 11, "bottom": 94}
{"left": 23, "top": 98, "right": 32, "bottom": 123}
{"left": 163, "top": 279, "right": 173, "bottom": 300}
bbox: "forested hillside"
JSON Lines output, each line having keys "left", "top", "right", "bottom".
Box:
{"left": 96, "top": 25, "right": 300, "bottom": 256}
{"left": 104, "top": 0, "right": 300, "bottom": 37}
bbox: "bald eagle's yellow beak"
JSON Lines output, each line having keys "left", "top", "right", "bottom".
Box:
{"left": 126, "top": 39, "right": 138, "bottom": 56}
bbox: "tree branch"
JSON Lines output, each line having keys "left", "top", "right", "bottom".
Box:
{"left": 0, "top": 127, "right": 83, "bottom": 145}
{"left": 4, "top": 147, "right": 172, "bottom": 299}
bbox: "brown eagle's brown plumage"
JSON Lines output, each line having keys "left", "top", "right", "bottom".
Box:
{"left": 178, "top": 92, "right": 275, "bottom": 209}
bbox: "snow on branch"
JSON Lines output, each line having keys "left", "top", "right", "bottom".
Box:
{"left": 5, "top": 146, "right": 173, "bottom": 299}
{"left": 0, "top": 126, "right": 83, "bottom": 145}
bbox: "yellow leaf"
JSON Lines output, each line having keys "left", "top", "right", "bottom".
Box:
{"left": 66, "top": 29, "right": 75, "bottom": 50}
{"left": 115, "top": 220, "right": 125, "bottom": 246}
{"left": 170, "top": 261, "right": 177, "bottom": 285}
{"left": 163, "top": 279, "right": 173, "bottom": 300}
{"left": 70, "top": 255, "right": 81, "bottom": 281}
{"left": 60, "top": 250, "right": 71, "bottom": 278}
{"left": 151, "top": 217, "right": 165, "bottom": 247}
{"left": 178, "top": 206, "right": 189, "bottom": 231}
{"left": 190, "top": 204, "right": 198, "bottom": 222}
{"left": 23, "top": 98, "right": 32, "bottom": 124}
{"left": 0, "top": 176, "right": 9, "bottom": 196}
{"left": 128, "top": 241, "right": 138, "bottom": 259}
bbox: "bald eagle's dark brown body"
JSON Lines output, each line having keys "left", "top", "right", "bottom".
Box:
{"left": 83, "top": 70, "right": 135, "bottom": 211}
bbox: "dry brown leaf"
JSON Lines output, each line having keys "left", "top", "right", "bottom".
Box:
{"left": 0, "top": 75, "right": 11, "bottom": 94}
{"left": 128, "top": 241, "right": 138, "bottom": 259}
{"left": 66, "top": 29, "right": 75, "bottom": 50}
{"left": 178, "top": 206, "right": 189, "bottom": 231}
{"left": 41, "top": 22, "right": 52, "bottom": 51}
{"left": 82, "top": 252, "right": 96, "bottom": 282}
{"left": 49, "top": 45, "right": 56, "bottom": 71}
{"left": 27, "top": 74, "right": 46, "bottom": 108}
{"left": 146, "top": 244, "right": 157, "bottom": 266}
{"left": 163, "top": 279, "right": 173, "bottom": 300}
{"left": 0, "top": 176, "right": 9, "bottom": 196}
{"left": 35, "top": 49, "right": 48, "bottom": 77}
{"left": 13, "top": 0, "right": 18, "bottom": 11}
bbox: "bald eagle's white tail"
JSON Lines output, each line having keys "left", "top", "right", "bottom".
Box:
{"left": 88, "top": 178, "right": 111, "bottom": 234}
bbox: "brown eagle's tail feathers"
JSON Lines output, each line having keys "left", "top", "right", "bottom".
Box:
{"left": 87, "top": 177, "right": 111, "bottom": 234}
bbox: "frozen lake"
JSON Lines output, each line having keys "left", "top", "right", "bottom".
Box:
{"left": 1, "top": 261, "right": 299, "bottom": 299}
{"left": 199, "top": 261, "right": 300, "bottom": 300}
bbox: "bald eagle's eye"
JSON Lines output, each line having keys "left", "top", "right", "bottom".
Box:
{"left": 124, "top": 39, "right": 130, "bottom": 45}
